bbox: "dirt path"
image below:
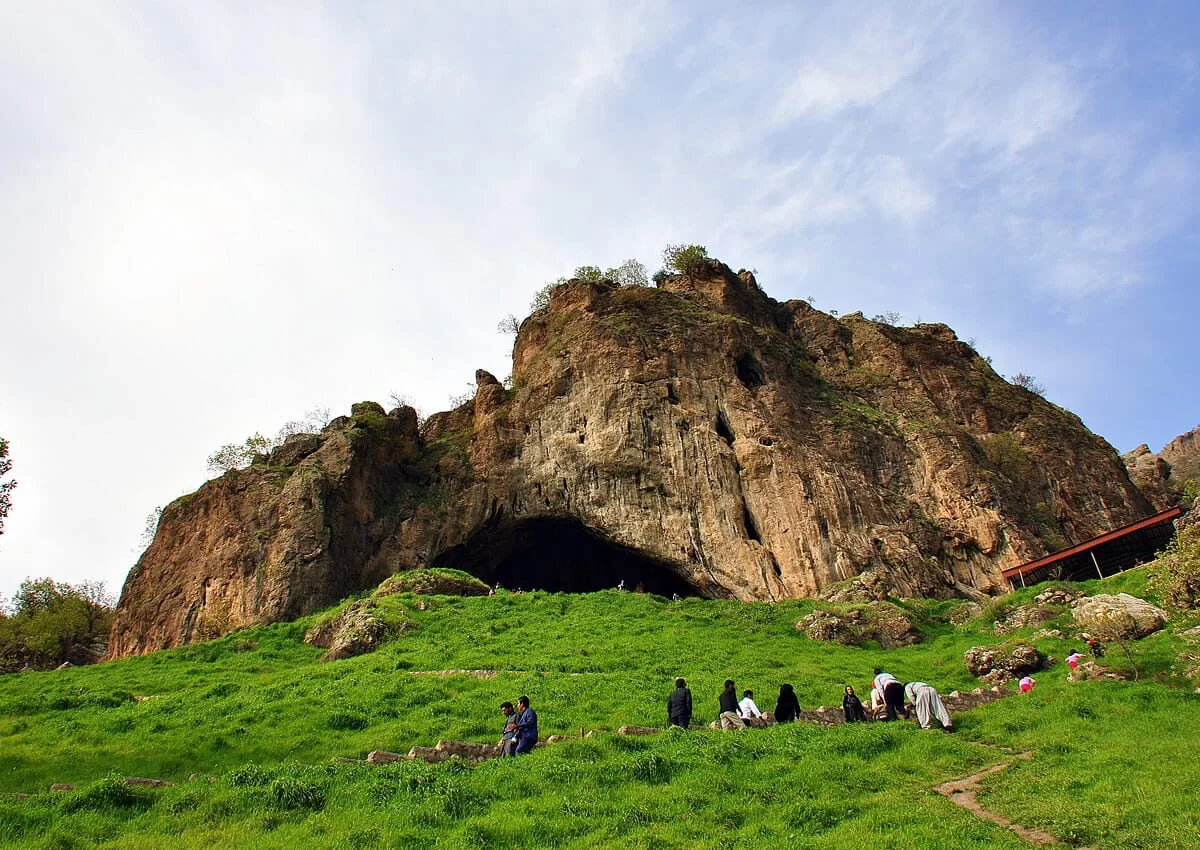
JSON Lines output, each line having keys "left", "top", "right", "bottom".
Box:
{"left": 934, "top": 753, "right": 1081, "bottom": 848}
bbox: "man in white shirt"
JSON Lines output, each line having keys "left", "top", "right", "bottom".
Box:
{"left": 738, "top": 690, "right": 772, "bottom": 727}
{"left": 904, "top": 682, "right": 953, "bottom": 731}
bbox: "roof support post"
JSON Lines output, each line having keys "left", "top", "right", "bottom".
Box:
{"left": 1091, "top": 550, "right": 1104, "bottom": 580}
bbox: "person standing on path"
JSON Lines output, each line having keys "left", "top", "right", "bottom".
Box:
{"left": 873, "top": 668, "right": 906, "bottom": 721}
{"left": 668, "top": 678, "right": 692, "bottom": 729}
{"left": 513, "top": 695, "right": 539, "bottom": 754}
{"left": 718, "top": 680, "right": 744, "bottom": 730}
{"left": 903, "top": 682, "right": 954, "bottom": 731}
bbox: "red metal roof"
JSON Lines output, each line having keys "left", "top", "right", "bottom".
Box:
{"left": 1001, "top": 506, "right": 1182, "bottom": 580}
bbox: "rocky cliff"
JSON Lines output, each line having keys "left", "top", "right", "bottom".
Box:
{"left": 110, "top": 260, "right": 1154, "bottom": 656}
{"left": 1121, "top": 425, "right": 1200, "bottom": 510}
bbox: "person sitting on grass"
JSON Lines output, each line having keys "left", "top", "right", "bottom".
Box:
{"left": 773, "top": 683, "right": 802, "bottom": 724}
{"left": 842, "top": 685, "right": 867, "bottom": 722}
{"left": 498, "top": 701, "right": 519, "bottom": 756}
{"left": 739, "top": 690, "right": 773, "bottom": 727}
{"left": 513, "top": 695, "right": 539, "bottom": 754}
{"left": 718, "top": 680, "right": 745, "bottom": 730}
{"left": 903, "top": 681, "right": 953, "bottom": 731}
{"left": 668, "top": 677, "right": 693, "bottom": 729}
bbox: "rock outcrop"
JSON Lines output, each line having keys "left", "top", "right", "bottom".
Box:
{"left": 110, "top": 260, "right": 1156, "bottom": 655}
{"left": 1072, "top": 593, "right": 1168, "bottom": 640}
{"left": 1161, "top": 426, "right": 1200, "bottom": 489}
{"left": 1121, "top": 444, "right": 1176, "bottom": 510}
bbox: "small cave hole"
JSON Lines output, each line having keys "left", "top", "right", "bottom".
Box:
{"left": 759, "top": 436, "right": 775, "bottom": 447}
{"left": 734, "top": 353, "right": 766, "bottom": 390}
{"left": 715, "top": 411, "right": 735, "bottom": 446}
{"left": 430, "top": 517, "right": 700, "bottom": 596}
{"left": 578, "top": 433, "right": 586, "bottom": 443}
{"left": 767, "top": 551, "right": 782, "bottom": 578}
{"left": 666, "top": 382, "right": 679, "bottom": 404}
{"left": 742, "top": 499, "right": 762, "bottom": 543}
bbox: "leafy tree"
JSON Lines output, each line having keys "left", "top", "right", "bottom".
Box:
{"left": 1010, "top": 373, "right": 1046, "bottom": 395}
{"left": 0, "top": 578, "right": 115, "bottom": 671}
{"left": 661, "top": 244, "right": 709, "bottom": 275}
{"left": 530, "top": 280, "right": 561, "bottom": 312}
{"left": 206, "top": 408, "right": 332, "bottom": 475}
{"left": 1087, "top": 610, "right": 1141, "bottom": 681}
{"left": 872, "top": 311, "right": 903, "bottom": 326}
{"left": 605, "top": 259, "right": 648, "bottom": 288}
{"left": 0, "top": 437, "right": 14, "bottom": 536}
{"left": 206, "top": 432, "right": 273, "bottom": 475}
{"left": 572, "top": 265, "right": 605, "bottom": 283}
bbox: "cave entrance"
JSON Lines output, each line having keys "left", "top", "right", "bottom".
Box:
{"left": 431, "top": 516, "right": 700, "bottom": 597}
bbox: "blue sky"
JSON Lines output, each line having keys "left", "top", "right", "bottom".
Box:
{"left": 1, "top": 1, "right": 1197, "bottom": 601}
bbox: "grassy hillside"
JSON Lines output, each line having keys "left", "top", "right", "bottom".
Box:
{"left": 0, "top": 570, "right": 1196, "bottom": 848}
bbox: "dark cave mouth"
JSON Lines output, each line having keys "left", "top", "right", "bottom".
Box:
{"left": 430, "top": 517, "right": 702, "bottom": 597}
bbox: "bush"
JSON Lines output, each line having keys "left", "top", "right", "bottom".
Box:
{"left": 1148, "top": 525, "right": 1200, "bottom": 614}
{"left": 375, "top": 568, "right": 490, "bottom": 597}
{"left": 327, "top": 711, "right": 370, "bottom": 731}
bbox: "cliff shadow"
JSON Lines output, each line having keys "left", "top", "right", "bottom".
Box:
{"left": 431, "top": 516, "right": 700, "bottom": 597}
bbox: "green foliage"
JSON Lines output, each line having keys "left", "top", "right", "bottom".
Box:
{"left": 0, "top": 437, "right": 14, "bottom": 536}
{"left": 661, "top": 243, "right": 709, "bottom": 275}
{"left": 61, "top": 774, "right": 152, "bottom": 813}
{"left": 206, "top": 408, "right": 330, "bottom": 475}
{"left": 980, "top": 431, "right": 1033, "bottom": 482}
{"left": 0, "top": 579, "right": 114, "bottom": 672}
{"left": 269, "top": 774, "right": 326, "bottom": 811}
{"left": 1148, "top": 524, "right": 1200, "bottom": 614}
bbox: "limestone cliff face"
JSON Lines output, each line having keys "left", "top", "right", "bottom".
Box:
{"left": 1161, "top": 426, "right": 1200, "bottom": 489}
{"left": 110, "top": 261, "right": 1154, "bottom": 656}
{"left": 108, "top": 404, "right": 421, "bottom": 657}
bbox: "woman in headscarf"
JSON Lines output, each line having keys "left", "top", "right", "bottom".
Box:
{"left": 773, "top": 683, "right": 802, "bottom": 723}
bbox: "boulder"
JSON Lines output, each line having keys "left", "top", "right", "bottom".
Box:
{"left": 1072, "top": 594, "right": 1167, "bottom": 640}
{"left": 375, "top": 568, "right": 491, "bottom": 598}
{"left": 1033, "top": 588, "right": 1081, "bottom": 606}
{"left": 993, "top": 604, "right": 1061, "bottom": 635}
{"left": 304, "top": 599, "right": 398, "bottom": 661}
{"left": 964, "top": 643, "right": 1043, "bottom": 682}
{"left": 366, "top": 751, "right": 402, "bottom": 765}
{"left": 797, "top": 602, "right": 922, "bottom": 648}
{"left": 947, "top": 602, "right": 982, "bottom": 625}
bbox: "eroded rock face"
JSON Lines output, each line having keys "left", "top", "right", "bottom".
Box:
{"left": 108, "top": 405, "right": 422, "bottom": 657}
{"left": 1122, "top": 444, "right": 1176, "bottom": 511}
{"left": 110, "top": 261, "right": 1156, "bottom": 655}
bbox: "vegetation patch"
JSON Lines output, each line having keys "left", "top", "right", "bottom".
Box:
{"left": 375, "top": 568, "right": 491, "bottom": 597}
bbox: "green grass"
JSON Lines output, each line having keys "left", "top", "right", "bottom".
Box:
{"left": 0, "top": 571, "right": 1195, "bottom": 847}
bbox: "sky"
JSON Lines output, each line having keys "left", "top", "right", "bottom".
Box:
{"left": 1, "top": 1, "right": 1198, "bottom": 603}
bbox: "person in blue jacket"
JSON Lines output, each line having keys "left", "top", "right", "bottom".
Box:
{"left": 513, "top": 695, "right": 539, "bottom": 754}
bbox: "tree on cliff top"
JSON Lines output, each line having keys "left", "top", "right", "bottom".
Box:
{"left": 0, "top": 437, "right": 14, "bottom": 536}
{"left": 206, "top": 408, "right": 331, "bottom": 475}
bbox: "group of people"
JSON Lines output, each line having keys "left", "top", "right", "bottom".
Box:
{"left": 497, "top": 695, "right": 538, "bottom": 755}
{"left": 667, "top": 670, "right": 954, "bottom": 732}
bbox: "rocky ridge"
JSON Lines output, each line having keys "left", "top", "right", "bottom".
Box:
{"left": 110, "top": 259, "right": 1155, "bottom": 656}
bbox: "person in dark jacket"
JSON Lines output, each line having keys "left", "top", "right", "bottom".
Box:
{"left": 667, "top": 678, "right": 692, "bottom": 728}
{"left": 842, "top": 686, "right": 867, "bottom": 722}
{"left": 718, "top": 680, "right": 744, "bottom": 729}
{"left": 773, "top": 683, "right": 802, "bottom": 723}
{"left": 498, "top": 701, "right": 519, "bottom": 755}
{"left": 513, "top": 695, "right": 538, "bottom": 754}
